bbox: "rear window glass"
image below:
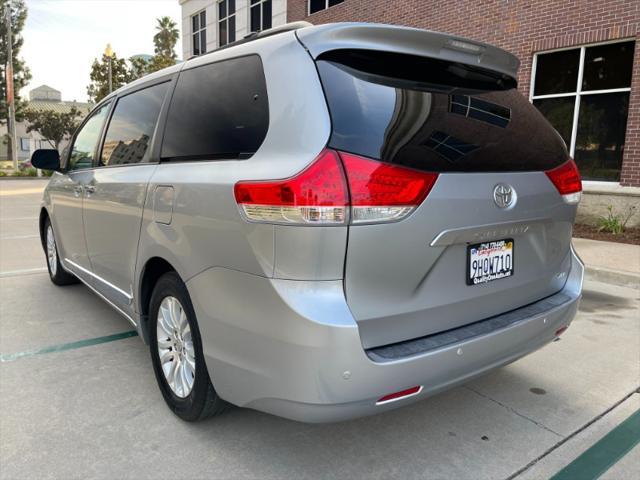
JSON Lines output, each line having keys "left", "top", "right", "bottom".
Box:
{"left": 317, "top": 50, "right": 568, "bottom": 172}
{"left": 161, "top": 55, "right": 268, "bottom": 160}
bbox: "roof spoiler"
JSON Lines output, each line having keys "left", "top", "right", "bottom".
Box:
{"left": 208, "top": 21, "right": 314, "bottom": 55}
{"left": 295, "top": 23, "right": 519, "bottom": 81}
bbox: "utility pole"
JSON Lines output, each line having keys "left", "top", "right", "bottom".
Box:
{"left": 105, "top": 43, "right": 114, "bottom": 93}
{"left": 4, "top": 2, "right": 18, "bottom": 171}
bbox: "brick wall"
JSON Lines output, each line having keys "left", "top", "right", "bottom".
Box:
{"left": 288, "top": 0, "right": 640, "bottom": 186}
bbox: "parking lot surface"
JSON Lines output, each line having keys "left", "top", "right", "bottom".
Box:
{"left": 1, "top": 179, "right": 638, "bottom": 479}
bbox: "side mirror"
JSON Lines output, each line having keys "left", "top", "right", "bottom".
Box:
{"left": 31, "top": 149, "right": 61, "bottom": 171}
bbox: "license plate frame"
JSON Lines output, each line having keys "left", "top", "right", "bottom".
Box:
{"left": 466, "top": 238, "right": 514, "bottom": 286}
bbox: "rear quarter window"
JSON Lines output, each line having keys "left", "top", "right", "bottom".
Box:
{"left": 317, "top": 50, "right": 568, "bottom": 172}
{"left": 161, "top": 54, "right": 269, "bottom": 160}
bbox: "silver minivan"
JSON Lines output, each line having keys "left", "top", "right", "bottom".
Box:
{"left": 32, "top": 22, "right": 584, "bottom": 422}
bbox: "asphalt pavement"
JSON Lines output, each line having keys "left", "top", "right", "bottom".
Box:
{"left": 0, "top": 178, "right": 638, "bottom": 479}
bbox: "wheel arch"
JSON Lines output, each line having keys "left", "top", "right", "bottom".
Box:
{"left": 38, "top": 207, "right": 49, "bottom": 251}
{"left": 137, "top": 256, "right": 178, "bottom": 344}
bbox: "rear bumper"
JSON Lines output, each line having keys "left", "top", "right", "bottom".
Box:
{"left": 187, "top": 246, "right": 583, "bottom": 423}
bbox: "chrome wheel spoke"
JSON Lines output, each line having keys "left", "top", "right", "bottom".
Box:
{"left": 157, "top": 336, "right": 172, "bottom": 349}
{"left": 157, "top": 307, "right": 174, "bottom": 338}
{"left": 159, "top": 348, "right": 175, "bottom": 366}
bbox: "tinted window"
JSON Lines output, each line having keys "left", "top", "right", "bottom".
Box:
{"left": 101, "top": 82, "right": 169, "bottom": 166}
{"left": 533, "top": 49, "right": 580, "bottom": 95}
{"left": 317, "top": 54, "right": 568, "bottom": 173}
{"left": 161, "top": 55, "right": 268, "bottom": 160}
{"left": 582, "top": 41, "right": 634, "bottom": 91}
{"left": 574, "top": 92, "right": 629, "bottom": 181}
{"left": 68, "top": 103, "right": 110, "bottom": 171}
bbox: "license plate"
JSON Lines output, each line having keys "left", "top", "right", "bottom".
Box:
{"left": 467, "top": 239, "right": 514, "bottom": 285}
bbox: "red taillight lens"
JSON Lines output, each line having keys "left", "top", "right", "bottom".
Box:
{"left": 234, "top": 149, "right": 348, "bottom": 224}
{"left": 234, "top": 149, "right": 438, "bottom": 225}
{"left": 339, "top": 151, "right": 439, "bottom": 224}
{"left": 545, "top": 159, "right": 582, "bottom": 204}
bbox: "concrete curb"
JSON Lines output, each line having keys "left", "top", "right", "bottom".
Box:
{"left": 0, "top": 176, "right": 50, "bottom": 181}
{"left": 585, "top": 265, "right": 640, "bottom": 289}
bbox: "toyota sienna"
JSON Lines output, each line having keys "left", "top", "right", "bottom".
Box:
{"left": 31, "top": 22, "right": 584, "bottom": 422}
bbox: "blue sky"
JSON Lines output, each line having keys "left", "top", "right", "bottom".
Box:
{"left": 21, "top": 0, "right": 182, "bottom": 102}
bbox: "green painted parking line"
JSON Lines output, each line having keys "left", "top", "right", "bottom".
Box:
{"left": 0, "top": 330, "right": 138, "bottom": 363}
{"left": 550, "top": 408, "right": 640, "bottom": 480}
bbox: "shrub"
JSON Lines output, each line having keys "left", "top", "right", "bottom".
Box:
{"left": 598, "top": 205, "right": 636, "bottom": 235}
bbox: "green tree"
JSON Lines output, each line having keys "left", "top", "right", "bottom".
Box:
{"left": 148, "top": 16, "right": 179, "bottom": 73}
{"left": 24, "top": 107, "right": 82, "bottom": 150}
{"left": 86, "top": 51, "right": 136, "bottom": 103}
{"left": 0, "top": 0, "right": 31, "bottom": 125}
{"left": 129, "top": 55, "right": 150, "bottom": 80}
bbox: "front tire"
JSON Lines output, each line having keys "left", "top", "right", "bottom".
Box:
{"left": 44, "top": 217, "right": 78, "bottom": 286}
{"left": 149, "top": 272, "right": 229, "bottom": 421}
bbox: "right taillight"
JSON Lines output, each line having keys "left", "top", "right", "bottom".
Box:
{"left": 234, "top": 149, "right": 438, "bottom": 225}
{"left": 545, "top": 158, "right": 582, "bottom": 205}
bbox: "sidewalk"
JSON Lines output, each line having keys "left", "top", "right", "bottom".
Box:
{"left": 573, "top": 237, "right": 640, "bottom": 288}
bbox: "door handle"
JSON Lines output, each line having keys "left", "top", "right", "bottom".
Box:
{"left": 73, "top": 186, "right": 83, "bottom": 197}
{"left": 85, "top": 185, "right": 96, "bottom": 195}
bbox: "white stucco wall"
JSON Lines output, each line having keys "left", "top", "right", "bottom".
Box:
{"left": 179, "top": 0, "right": 287, "bottom": 60}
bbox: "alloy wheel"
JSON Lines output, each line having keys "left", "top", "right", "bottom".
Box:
{"left": 46, "top": 225, "right": 57, "bottom": 276}
{"left": 156, "top": 296, "right": 196, "bottom": 398}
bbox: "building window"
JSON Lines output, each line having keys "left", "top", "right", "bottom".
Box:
{"left": 250, "top": 0, "right": 272, "bottom": 33}
{"left": 20, "top": 138, "right": 30, "bottom": 151}
{"left": 191, "top": 10, "right": 207, "bottom": 56}
{"left": 218, "top": 0, "right": 236, "bottom": 47}
{"left": 309, "top": 0, "right": 344, "bottom": 15}
{"left": 531, "top": 40, "right": 635, "bottom": 181}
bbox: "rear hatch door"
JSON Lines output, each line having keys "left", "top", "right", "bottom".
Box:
{"left": 303, "top": 26, "right": 579, "bottom": 349}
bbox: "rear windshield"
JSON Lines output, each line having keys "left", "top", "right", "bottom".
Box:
{"left": 317, "top": 50, "right": 568, "bottom": 172}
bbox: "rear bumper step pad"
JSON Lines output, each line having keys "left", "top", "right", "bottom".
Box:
{"left": 366, "top": 292, "right": 571, "bottom": 362}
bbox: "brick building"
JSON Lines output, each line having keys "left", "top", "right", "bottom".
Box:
{"left": 179, "top": 0, "right": 639, "bottom": 222}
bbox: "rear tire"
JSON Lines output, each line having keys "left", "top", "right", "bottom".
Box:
{"left": 149, "top": 272, "right": 229, "bottom": 421}
{"left": 44, "top": 217, "right": 78, "bottom": 286}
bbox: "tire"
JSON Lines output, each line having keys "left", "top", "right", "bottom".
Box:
{"left": 43, "top": 217, "right": 78, "bottom": 286}
{"left": 149, "top": 272, "right": 229, "bottom": 421}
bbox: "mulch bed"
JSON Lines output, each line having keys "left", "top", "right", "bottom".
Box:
{"left": 573, "top": 223, "right": 640, "bottom": 245}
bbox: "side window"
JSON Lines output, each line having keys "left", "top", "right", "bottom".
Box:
{"left": 100, "top": 82, "right": 169, "bottom": 166}
{"left": 68, "top": 103, "right": 110, "bottom": 171}
{"left": 161, "top": 55, "right": 268, "bottom": 160}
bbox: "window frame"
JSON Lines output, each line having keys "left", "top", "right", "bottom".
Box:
{"left": 218, "top": 0, "right": 236, "bottom": 47}
{"left": 529, "top": 38, "right": 634, "bottom": 182}
{"left": 20, "top": 137, "right": 30, "bottom": 151}
{"left": 64, "top": 100, "right": 114, "bottom": 173}
{"left": 249, "top": 0, "right": 272, "bottom": 33}
{"left": 308, "top": 0, "right": 344, "bottom": 15}
{"left": 191, "top": 9, "right": 207, "bottom": 57}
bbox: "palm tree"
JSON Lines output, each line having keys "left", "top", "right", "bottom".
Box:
{"left": 153, "top": 16, "right": 179, "bottom": 61}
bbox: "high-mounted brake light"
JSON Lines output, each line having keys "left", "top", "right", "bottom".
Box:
{"left": 545, "top": 159, "right": 582, "bottom": 205}
{"left": 234, "top": 149, "right": 439, "bottom": 225}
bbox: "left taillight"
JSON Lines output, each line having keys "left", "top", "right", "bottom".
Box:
{"left": 234, "top": 149, "right": 439, "bottom": 225}
{"left": 234, "top": 149, "right": 349, "bottom": 225}
{"left": 545, "top": 158, "right": 582, "bottom": 205}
